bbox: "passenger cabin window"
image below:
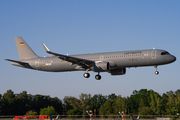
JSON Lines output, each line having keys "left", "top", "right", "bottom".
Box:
{"left": 161, "top": 52, "right": 170, "bottom": 55}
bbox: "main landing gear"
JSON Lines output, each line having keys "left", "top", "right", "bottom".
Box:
{"left": 95, "top": 73, "right": 101, "bottom": 80}
{"left": 83, "top": 72, "right": 90, "bottom": 78}
{"left": 83, "top": 69, "right": 90, "bottom": 78}
{"left": 154, "top": 66, "right": 159, "bottom": 75}
{"left": 83, "top": 71, "right": 102, "bottom": 80}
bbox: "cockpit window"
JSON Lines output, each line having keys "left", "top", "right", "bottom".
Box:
{"left": 161, "top": 51, "right": 170, "bottom": 55}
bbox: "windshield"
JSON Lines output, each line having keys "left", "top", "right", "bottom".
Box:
{"left": 161, "top": 51, "right": 170, "bottom": 55}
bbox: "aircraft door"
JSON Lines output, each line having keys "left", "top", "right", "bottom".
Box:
{"left": 151, "top": 50, "right": 156, "bottom": 59}
{"left": 35, "top": 59, "right": 40, "bottom": 67}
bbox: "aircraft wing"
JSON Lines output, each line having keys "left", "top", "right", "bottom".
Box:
{"left": 42, "top": 43, "right": 94, "bottom": 69}
{"left": 5, "top": 59, "right": 28, "bottom": 64}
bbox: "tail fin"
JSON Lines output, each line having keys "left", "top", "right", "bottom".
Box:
{"left": 14, "top": 37, "right": 38, "bottom": 60}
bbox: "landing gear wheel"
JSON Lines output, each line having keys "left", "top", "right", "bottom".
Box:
{"left": 95, "top": 75, "right": 101, "bottom": 80}
{"left": 83, "top": 73, "right": 90, "bottom": 78}
{"left": 155, "top": 71, "right": 159, "bottom": 75}
{"left": 154, "top": 66, "right": 159, "bottom": 75}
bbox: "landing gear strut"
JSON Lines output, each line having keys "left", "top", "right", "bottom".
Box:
{"left": 84, "top": 69, "right": 90, "bottom": 78}
{"left": 154, "top": 66, "right": 159, "bottom": 75}
{"left": 95, "top": 73, "right": 101, "bottom": 80}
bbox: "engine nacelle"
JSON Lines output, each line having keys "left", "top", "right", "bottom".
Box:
{"left": 110, "top": 68, "right": 126, "bottom": 75}
{"left": 92, "top": 62, "right": 110, "bottom": 72}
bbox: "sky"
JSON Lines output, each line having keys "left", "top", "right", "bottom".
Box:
{"left": 0, "top": 0, "right": 180, "bottom": 100}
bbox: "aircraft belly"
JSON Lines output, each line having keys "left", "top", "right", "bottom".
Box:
{"left": 23, "top": 59, "right": 40, "bottom": 70}
{"left": 115, "top": 58, "right": 137, "bottom": 67}
{"left": 40, "top": 61, "right": 79, "bottom": 72}
{"left": 115, "top": 56, "right": 151, "bottom": 68}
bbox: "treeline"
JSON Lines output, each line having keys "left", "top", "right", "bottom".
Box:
{"left": 0, "top": 89, "right": 180, "bottom": 115}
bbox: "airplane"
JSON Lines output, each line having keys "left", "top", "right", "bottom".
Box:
{"left": 5, "top": 37, "right": 176, "bottom": 80}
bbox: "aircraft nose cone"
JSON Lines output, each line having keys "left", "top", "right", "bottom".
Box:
{"left": 172, "top": 55, "right": 176, "bottom": 62}
{"left": 169, "top": 55, "right": 176, "bottom": 63}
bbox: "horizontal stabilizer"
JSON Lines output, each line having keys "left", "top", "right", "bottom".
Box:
{"left": 5, "top": 59, "right": 27, "bottom": 64}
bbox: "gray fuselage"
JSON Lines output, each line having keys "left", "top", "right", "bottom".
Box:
{"left": 14, "top": 49, "right": 176, "bottom": 72}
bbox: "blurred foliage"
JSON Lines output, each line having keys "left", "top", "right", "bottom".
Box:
{"left": 1, "top": 89, "right": 180, "bottom": 115}
{"left": 40, "top": 106, "right": 57, "bottom": 115}
{"left": 25, "top": 110, "right": 38, "bottom": 115}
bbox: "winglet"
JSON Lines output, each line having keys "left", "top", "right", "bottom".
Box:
{"left": 42, "top": 43, "right": 50, "bottom": 52}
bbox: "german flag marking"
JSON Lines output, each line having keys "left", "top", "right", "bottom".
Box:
{"left": 20, "top": 42, "right": 24, "bottom": 46}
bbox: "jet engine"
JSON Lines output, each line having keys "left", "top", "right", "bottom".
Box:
{"left": 110, "top": 68, "right": 126, "bottom": 75}
{"left": 92, "top": 62, "right": 110, "bottom": 72}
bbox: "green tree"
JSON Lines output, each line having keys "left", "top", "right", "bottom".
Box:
{"left": 156, "top": 97, "right": 162, "bottom": 115}
{"left": 127, "top": 90, "right": 140, "bottom": 114}
{"left": 0, "top": 94, "right": 2, "bottom": 114}
{"left": 138, "top": 89, "right": 150, "bottom": 107}
{"left": 91, "top": 94, "right": 107, "bottom": 115}
{"left": 16, "top": 91, "right": 32, "bottom": 115}
{"left": 113, "top": 95, "right": 127, "bottom": 114}
{"left": 149, "top": 90, "right": 161, "bottom": 114}
{"left": 79, "top": 93, "right": 92, "bottom": 115}
{"left": 67, "top": 108, "right": 82, "bottom": 117}
{"left": 40, "top": 106, "right": 57, "bottom": 115}
{"left": 99, "top": 100, "right": 113, "bottom": 115}
{"left": 176, "top": 94, "right": 180, "bottom": 113}
{"left": 138, "top": 107, "right": 152, "bottom": 115}
{"left": 128, "top": 89, "right": 152, "bottom": 114}
{"left": 63, "top": 96, "right": 74, "bottom": 114}
{"left": 1, "top": 90, "right": 16, "bottom": 115}
{"left": 166, "top": 91, "right": 176, "bottom": 115}
{"left": 50, "top": 97, "right": 63, "bottom": 114}
{"left": 108, "top": 93, "right": 117, "bottom": 101}
{"left": 175, "top": 89, "right": 180, "bottom": 95}
{"left": 63, "top": 96, "right": 81, "bottom": 115}
{"left": 161, "top": 93, "right": 168, "bottom": 114}
{"left": 32, "top": 95, "right": 52, "bottom": 114}
{"left": 25, "top": 110, "right": 38, "bottom": 115}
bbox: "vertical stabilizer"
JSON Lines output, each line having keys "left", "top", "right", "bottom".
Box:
{"left": 14, "top": 37, "right": 38, "bottom": 60}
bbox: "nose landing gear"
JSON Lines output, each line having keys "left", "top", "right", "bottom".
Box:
{"left": 155, "top": 71, "right": 159, "bottom": 75}
{"left": 154, "top": 66, "right": 159, "bottom": 75}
